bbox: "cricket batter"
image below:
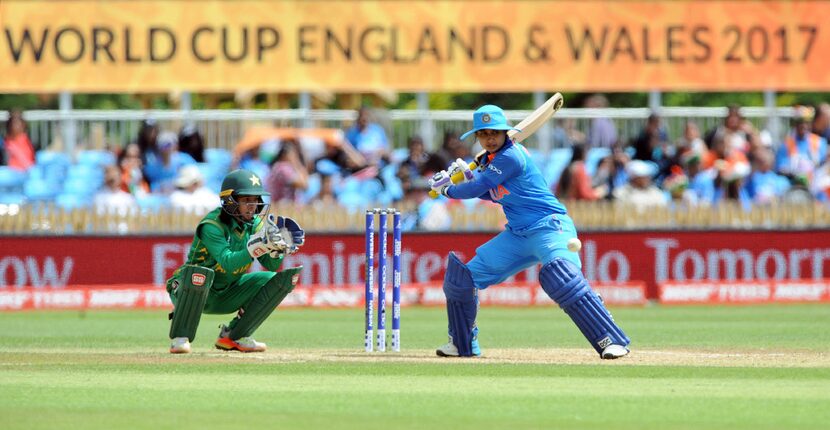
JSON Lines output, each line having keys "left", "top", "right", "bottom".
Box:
{"left": 429, "top": 105, "right": 630, "bottom": 359}
{"left": 166, "top": 169, "right": 305, "bottom": 353}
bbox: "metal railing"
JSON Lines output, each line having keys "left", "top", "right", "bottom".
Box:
{"left": 1, "top": 106, "right": 797, "bottom": 154}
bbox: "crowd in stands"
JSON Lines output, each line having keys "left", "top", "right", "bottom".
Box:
{"left": 1, "top": 99, "right": 830, "bottom": 231}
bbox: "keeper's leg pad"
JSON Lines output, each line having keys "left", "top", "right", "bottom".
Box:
{"left": 169, "top": 265, "right": 214, "bottom": 342}
{"left": 443, "top": 253, "right": 478, "bottom": 357}
{"left": 228, "top": 266, "right": 302, "bottom": 339}
{"left": 539, "top": 258, "right": 630, "bottom": 354}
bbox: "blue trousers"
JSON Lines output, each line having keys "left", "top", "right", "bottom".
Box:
{"left": 467, "top": 214, "right": 581, "bottom": 289}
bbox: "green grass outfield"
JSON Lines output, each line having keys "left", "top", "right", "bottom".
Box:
{"left": 1, "top": 305, "right": 828, "bottom": 430}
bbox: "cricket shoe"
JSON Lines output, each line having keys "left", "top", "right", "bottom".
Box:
{"left": 435, "top": 334, "right": 481, "bottom": 357}
{"left": 215, "top": 325, "right": 267, "bottom": 352}
{"left": 601, "top": 344, "right": 629, "bottom": 359}
{"left": 169, "top": 337, "right": 192, "bottom": 354}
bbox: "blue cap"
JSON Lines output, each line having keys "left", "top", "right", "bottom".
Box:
{"left": 460, "top": 105, "right": 521, "bottom": 140}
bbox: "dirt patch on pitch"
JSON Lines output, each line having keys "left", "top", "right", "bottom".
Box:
{"left": 202, "top": 347, "right": 829, "bottom": 368}
{"left": 5, "top": 347, "right": 828, "bottom": 368}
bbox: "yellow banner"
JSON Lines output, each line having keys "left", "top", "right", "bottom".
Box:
{"left": 1, "top": 0, "right": 829, "bottom": 92}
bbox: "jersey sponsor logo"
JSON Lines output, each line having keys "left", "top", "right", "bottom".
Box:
{"left": 191, "top": 273, "right": 206, "bottom": 286}
{"left": 487, "top": 164, "right": 502, "bottom": 174}
{"left": 489, "top": 185, "right": 511, "bottom": 201}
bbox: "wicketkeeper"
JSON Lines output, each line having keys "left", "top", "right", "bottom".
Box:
{"left": 429, "top": 105, "right": 630, "bottom": 359}
{"left": 166, "top": 169, "right": 305, "bottom": 353}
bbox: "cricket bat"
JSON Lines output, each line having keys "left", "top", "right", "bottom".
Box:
{"left": 428, "top": 92, "right": 564, "bottom": 198}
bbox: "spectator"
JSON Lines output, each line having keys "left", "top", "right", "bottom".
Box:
{"left": 314, "top": 135, "right": 367, "bottom": 176}
{"left": 713, "top": 160, "right": 752, "bottom": 210}
{"left": 143, "top": 131, "right": 196, "bottom": 193}
{"left": 680, "top": 149, "right": 716, "bottom": 207}
{"left": 308, "top": 173, "right": 338, "bottom": 207}
{"left": 704, "top": 104, "right": 760, "bottom": 155}
{"left": 396, "top": 168, "right": 451, "bottom": 231}
{"left": 550, "top": 118, "right": 585, "bottom": 147}
{"left": 812, "top": 103, "right": 830, "bottom": 142}
{"left": 592, "top": 143, "right": 630, "bottom": 200}
{"left": 676, "top": 121, "right": 708, "bottom": 158}
{"left": 1, "top": 110, "right": 35, "bottom": 171}
{"left": 422, "top": 131, "right": 468, "bottom": 175}
{"left": 613, "top": 160, "right": 667, "bottom": 211}
{"left": 266, "top": 139, "right": 309, "bottom": 204}
{"left": 662, "top": 166, "right": 696, "bottom": 206}
{"left": 345, "top": 107, "right": 391, "bottom": 166}
{"left": 702, "top": 130, "right": 750, "bottom": 174}
{"left": 746, "top": 147, "right": 790, "bottom": 205}
{"left": 169, "top": 164, "right": 220, "bottom": 215}
{"left": 235, "top": 146, "right": 271, "bottom": 183}
{"left": 775, "top": 105, "right": 828, "bottom": 187}
{"left": 584, "top": 94, "right": 618, "bottom": 149}
{"left": 556, "top": 144, "right": 605, "bottom": 200}
{"left": 399, "top": 135, "right": 430, "bottom": 179}
{"left": 94, "top": 165, "right": 138, "bottom": 215}
{"left": 178, "top": 124, "right": 205, "bottom": 162}
{"left": 136, "top": 118, "right": 160, "bottom": 166}
{"left": 631, "top": 113, "right": 669, "bottom": 162}
{"left": 118, "top": 142, "right": 150, "bottom": 198}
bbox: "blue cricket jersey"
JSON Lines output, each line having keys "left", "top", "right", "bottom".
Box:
{"left": 448, "top": 140, "right": 567, "bottom": 230}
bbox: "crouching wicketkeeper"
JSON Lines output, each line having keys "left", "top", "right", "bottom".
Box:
{"left": 166, "top": 169, "right": 305, "bottom": 353}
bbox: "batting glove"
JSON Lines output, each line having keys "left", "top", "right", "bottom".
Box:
{"left": 447, "top": 158, "right": 474, "bottom": 183}
{"left": 429, "top": 170, "right": 452, "bottom": 197}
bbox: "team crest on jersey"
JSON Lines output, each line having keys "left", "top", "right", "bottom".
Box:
{"left": 191, "top": 273, "right": 206, "bottom": 286}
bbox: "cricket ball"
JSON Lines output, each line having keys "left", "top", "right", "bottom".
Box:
{"left": 567, "top": 238, "right": 582, "bottom": 252}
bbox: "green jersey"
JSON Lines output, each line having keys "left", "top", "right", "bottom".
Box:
{"left": 169, "top": 208, "right": 284, "bottom": 291}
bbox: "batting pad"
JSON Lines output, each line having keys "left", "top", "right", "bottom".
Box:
{"left": 169, "top": 265, "right": 214, "bottom": 342}
{"left": 539, "top": 258, "right": 630, "bottom": 354}
{"left": 443, "top": 253, "right": 478, "bottom": 357}
{"left": 228, "top": 266, "right": 302, "bottom": 339}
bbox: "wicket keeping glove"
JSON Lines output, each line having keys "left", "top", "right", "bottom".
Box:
{"left": 247, "top": 220, "right": 287, "bottom": 258}
{"left": 275, "top": 216, "right": 305, "bottom": 254}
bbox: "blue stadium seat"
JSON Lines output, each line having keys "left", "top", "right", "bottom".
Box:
{"left": 544, "top": 148, "right": 573, "bottom": 185}
{"left": 76, "top": 150, "right": 116, "bottom": 167}
{"left": 379, "top": 165, "right": 403, "bottom": 200}
{"left": 336, "top": 177, "right": 361, "bottom": 195}
{"left": 390, "top": 148, "right": 410, "bottom": 165}
{"left": 0, "top": 166, "right": 26, "bottom": 192}
{"left": 337, "top": 192, "right": 368, "bottom": 210}
{"left": 62, "top": 177, "right": 100, "bottom": 196}
{"left": 35, "top": 151, "right": 72, "bottom": 183}
{"left": 24, "top": 179, "right": 59, "bottom": 201}
{"left": 66, "top": 164, "right": 105, "bottom": 188}
{"left": 205, "top": 148, "right": 233, "bottom": 171}
{"left": 0, "top": 192, "right": 25, "bottom": 205}
{"left": 302, "top": 173, "right": 322, "bottom": 202}
{"left": 55, "top": 193, "right": 92, "bottom": 210}
{"left": 360, "top": 178, "right": 384, "bottom": 198}
{"left": 136, "top": 194, "right": 169, "bottom": 212}
{"left": 586, "top": 147, "right": 612, "bottom": 177}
